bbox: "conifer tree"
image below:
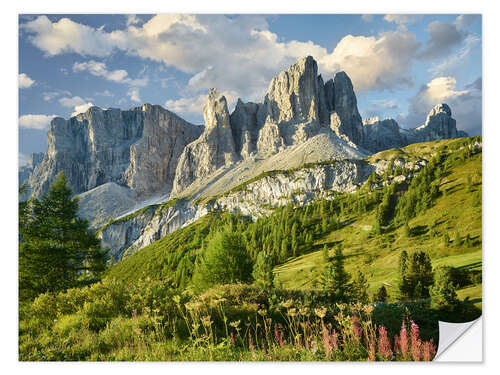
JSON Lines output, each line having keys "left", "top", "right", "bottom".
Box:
{"left": 374, "top": 285, "right": 389, "bottom": 303}
{"left": 321, "top": 246, "right": 351, "bottom": 302}
{"left": 252, "top": 252, "right": 274, "bottom": 289}
{"left": 351, "top": 269, "right": 369, "bottom": 303}
{"left": 19, "top": 172, "right": 108, "bottom": 301}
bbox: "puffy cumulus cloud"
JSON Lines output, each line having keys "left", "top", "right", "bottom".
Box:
{"left": 73, "top": 60, "right": 148, "bottom": 86}
{"left": 127, "top": 88, "right": 141, "bottom": 103}
{"left": 19, "top": 114, "right": 57, "bottom": 130}
{"left": 21, "top": 15, "right": 118, "bottom": 56}
{"left": 57, "top": 95, "right": 94, "bottom": 116}
{"left": 19, "top": 73, "right": 34, "bottom": 88}
{"left": 59, "top": 96, "right": 86, "bottom": 107}
{"left": 318, "top": 32, "right": 421, "bottom": 92}
{"left": 165, "top": 94, "right": 207, "bottom": 117}
{"left": 23, "top": 14, "right": 458, "bottom": 100}
{"left": 402, "top": 76, "right": 482, "bottom": 135}
{"left": 42, "top": 90, "right": 72, "bottom": 102}
{"left": 20, "top": 15, "right": 329, "bottom": 100}
{"left": 71, "top": 102, "right": 94, "bottom": 117}
{"left": 125, "top": 14, "right": 142, "bottom": 27}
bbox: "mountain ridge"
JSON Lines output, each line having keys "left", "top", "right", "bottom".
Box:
{"left": 19, "top": 56, "right": 470, "bottom": 259}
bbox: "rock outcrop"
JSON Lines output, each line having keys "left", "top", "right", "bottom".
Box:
{"left": 362, "top": 117, "right": 406, "bottom": 152}
{"left": 27, "top": 105, "right": 203, "bottom": 199}
{"left": 172, "top": 89, "right": 238, "bottom": 194}
{"left": 101, "top": 159, "right": 375, "bottom": 260}
{"left": 229, "top": 99, "right": 261, "bottom": 158}
{"left": 361, "top": 104, "right": 467, "bottom": 153}
{"left": 328, "top": 72, "right": 364, "bottom": 146}
{"left": 412, "top": 103, "right": 459, "bottom": 141}
{"left": 21, "top": 56, "right": 471, "bottom": 252}
{"left": 19, "top": 152, "right": 44, "bottom": 187}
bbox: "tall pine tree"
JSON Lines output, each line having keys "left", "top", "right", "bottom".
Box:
{"left": 19, "top": 172, "right": 108, "bottom": 301}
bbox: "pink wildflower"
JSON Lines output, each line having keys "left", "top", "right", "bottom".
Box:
{"left": 394, "top": 335, "right": 401, "bottom": 354}
{"left": 423, "top": 339, "right": 436, "bottom": 361}
{"left": 400, "top": 321, "right": 409, "bottom": 359}
{"left": 377, "top": 326, "right": 393, "bottom": 360}
{"left": 411, "top": 320, "right": 422, "bottom": 361}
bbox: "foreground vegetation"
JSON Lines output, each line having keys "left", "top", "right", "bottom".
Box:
{"left": 20, "top": 280, "right": 442, "bottom": 361}
{"left": 19, "top": 137, "right": 482, "bottom": 361}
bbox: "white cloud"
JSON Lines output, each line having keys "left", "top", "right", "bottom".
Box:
{"left": 402, "top": 76, "right": 482, "bottom": 135}
{"left": 19, "top": 73, "right": 34, "bottom": 88}
{"left": 71, "top": 102, "right": 94, "bottom": 117}
{"left": 59, "top": 96, "right": 86, "bottom": 107}
{"left": 318, "top": 31, "right": 420, "bottom": 92}
{"left": 127, "top": 88, "right": 141, "bottom": 103}
{"left": 125, "top": 14, "right": 142, "bottom": 27}
{"left": 42, "top": 90, "right": 72, "bottom": 102}
{"left": 73, "top": 60, "right": 147, "bottom": 86}
{"left": 20, "top": 14, "right": 432, "bottom": 99}
{"left": 19, "top": 114, "right": 57, "bottom": 130}
{"left": 21, "top": 15, "right": 118, "bottom": 56}
{"left": 165, "top": 94, "right": 207, "bottom": 116}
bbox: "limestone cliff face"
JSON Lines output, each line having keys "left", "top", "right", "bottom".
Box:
{"left": 361, "top": 104, "right": 467, "bottom": 153}
{"left": 172, "top": 89, "right": 238, "bottom": 194}
{"left": 229, "top": 99, "right": 261, "bottom": 158}
{"left": 328, "top": 72, "right": 364, "bottom": 146}
{"left": 263, "top": 56, "right": 323, "bottom": 126}
{"left": 27, "top": 105, "right": 202, "bottom": 199}
{"left": 123, "top": 104, "right": 203, "bottom": 196}
{"left": 100, "top": 159, "right": 375, "bottom": 260}
{"left": 362, "top": 117, "right": 406, "bottom": 153}
{"left": 413, "top": 103, "right": 460, "bottom": 141}
{"left": 99, "top": 154, "right": 434, "bottom": 261}
{"left": 19, "top": 152, "right": 44, "bottom": 187}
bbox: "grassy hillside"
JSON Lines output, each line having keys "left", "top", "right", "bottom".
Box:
{"left": 275, "top": 138, "right": 482, "bottom": 308}
{"left": 106, "top": 137, "right": 482, "bottom": 309}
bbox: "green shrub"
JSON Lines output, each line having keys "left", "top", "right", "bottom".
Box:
{"left": 53, "top": 313, "right": 83, "bottom": 336}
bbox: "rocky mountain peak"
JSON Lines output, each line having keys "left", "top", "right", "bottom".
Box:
{"left": 204, "top": 88, "right": 231, "bottom": 130}
{"left": 415, "top": 102, "right": 461, "bottom": 140}
{"left": 328, "top": 71, "right": 364, "bottom": 146}
{"left": 172, "top": 89, "right": 238, "bottom": 194}
{"left": 428, "top": 103, "right": 452, "bottom": 118}
{"left": 263, "top": 55, "right": 321, "bottom": 125}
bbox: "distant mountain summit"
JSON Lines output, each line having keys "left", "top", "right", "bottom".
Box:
{"left": 20, "top": 56, "right": 468, "bottom": 215}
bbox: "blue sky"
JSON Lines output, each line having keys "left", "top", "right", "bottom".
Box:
{"left": 18, "top": 14, "right": 482, "bottom": 165}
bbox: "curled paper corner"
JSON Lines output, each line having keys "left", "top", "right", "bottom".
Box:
{"left": 434, "top": 317, "right": 483, "bottom": 362}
